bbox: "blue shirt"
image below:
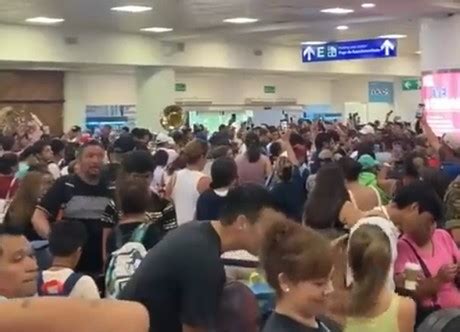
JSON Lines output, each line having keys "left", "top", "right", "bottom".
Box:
{"left": 441, "top": 162, "right": 460, "bottom": 182}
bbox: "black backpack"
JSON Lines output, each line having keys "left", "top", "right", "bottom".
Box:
{"left": 37, "top": 271, "right": 84, "bottom": 297}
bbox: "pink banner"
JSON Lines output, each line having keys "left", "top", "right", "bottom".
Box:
{"left": 422, "top": 71, "right": 460, "bottom": 136}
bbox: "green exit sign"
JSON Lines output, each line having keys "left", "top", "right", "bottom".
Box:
{"left": 264, "top": 85, "right": 276, "bottom": 94}
{"left": 402, "top": 78, "right": 422, "bottom": 91}
{"left": 175, "top": 83, "right": 186, "bottom": 92}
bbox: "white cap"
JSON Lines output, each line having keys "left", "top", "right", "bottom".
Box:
{"left": 359, "top": 124, "right": 375, "bottom": 135}
{"left": 156, "top": 133, "right": 170, "bottom": 144}
{"left": 443, "top": 132, "right": 460, "bottom": 153}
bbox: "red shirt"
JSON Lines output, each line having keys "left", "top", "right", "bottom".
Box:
{"left": 0, "top": 175, "right": 19, "bottom": 199}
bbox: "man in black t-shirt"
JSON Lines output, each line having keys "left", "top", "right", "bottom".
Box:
{"left": 120, "top": 184, "right": 285, "bottom": 332}
{"left": 32, "top": 141, "right": 116, "bottom": 276}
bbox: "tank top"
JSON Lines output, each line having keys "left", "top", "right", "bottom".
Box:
{"left": 235, "top": 154, "right": 268, "bottom": 185}
{"left": 171, "top": 168, "right": 206, "bottom": 225}
{"left": 345, "top": 295, "right": 401, "bottom": 332}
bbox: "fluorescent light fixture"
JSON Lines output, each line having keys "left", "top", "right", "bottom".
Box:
{"left": 336, "top": 25, "right": 349, "bottom": 31}
{"left": 361, "top": 3, "right": 376, "bottom": 8}
{"left": 111, "top": 5, "right": 152, "bottom": 13}
{"left": 141, "top": 27, "right": 173, "bottom": 33}
{"left": 378, "top": 34, "right": 407, "bottom": 39}
{"left": 223, "top": 17, "right": 259, "bottom": 24}
{"left": 320, "top": 7, "right": 354, "bottom": 14}
{"left": 25, "top": 17, "right": 65, "bottom": 24}
{"left": 301, "top": 41, "right": 327, "bottom": 45}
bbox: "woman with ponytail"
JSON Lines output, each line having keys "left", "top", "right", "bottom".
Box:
{"left": 261, "top": 220, "right": 341, "bottom": 332}
{"left": 236, "top": 131, "right": 271, "bottom": 185}
{"left": 165, "top": 139, "right": 211, "bottom": 225}
{"left": 196, "top": 157, "right": 238, "bottom": 221}
{"left": 345, "top": 223, "right": 415, "bottom": 332}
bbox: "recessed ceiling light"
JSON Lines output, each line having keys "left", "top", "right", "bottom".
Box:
{"left": 25, "top": 17, "right": 65, "bottom": 24}
{"left": 301, "top": 41, "right": 327, "bottom": 45}
{"left": 336, "top": 25, "right": 349, "bottom": 31}
{"left": 320, "top": 7, "right": 354, "bottom": 15}
{"left": 378, "top": 34, "right": 407, "bottom": 39}
{"left": 111, "top": 5, "right": 152, "bottom": 13}
{"left": 415, "top": 51, "right": 421, "bottom": 55}
{"left": 140, "top": 27, "right": 173, "bottom": 33}
{"left": 361, "top": 3, "right": 376, "bottom": 8}
{"left": 223, "top": 17, "right": 259, "bottom": 24}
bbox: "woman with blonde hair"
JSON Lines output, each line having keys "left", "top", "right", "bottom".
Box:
{"left": 6, "top": 169, "right": 54, "bottom": 241}
{"left": 345, "top": 222, "right": 415, "bottom": 332}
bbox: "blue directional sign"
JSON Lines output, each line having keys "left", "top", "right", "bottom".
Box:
{"left": 301, "top": 38, "right": 397, "bottom": 63}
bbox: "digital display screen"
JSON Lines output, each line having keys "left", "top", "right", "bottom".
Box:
{"left": 422, "top": 71, "right": 460, "bottom": 136}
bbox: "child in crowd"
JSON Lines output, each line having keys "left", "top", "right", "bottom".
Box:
{"left": 105, "top": 177, "right": 163, "bottom": 257}
{"left": 346, "top": 223, "right": 415, "bottom": 332}
{"left": 38, "top": 221, "right": 100, "bottom": 299}
{"left": 261, "top": 220, "right": 341, "bottom": 332}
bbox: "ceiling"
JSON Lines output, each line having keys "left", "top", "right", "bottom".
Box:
{"left": 0, "top": 0, "right": 459, "bottom": 55}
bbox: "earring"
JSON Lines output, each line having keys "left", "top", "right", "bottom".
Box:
{"left": 285, "top": 288, "right": 290, "bottom": 293}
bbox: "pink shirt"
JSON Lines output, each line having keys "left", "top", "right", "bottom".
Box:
{"left": 395, "top": 229, "right": 460, "bottom": 308}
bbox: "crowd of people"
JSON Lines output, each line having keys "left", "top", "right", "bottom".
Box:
{"left": 0, "top": 110, "right": 459, "bottom": 332}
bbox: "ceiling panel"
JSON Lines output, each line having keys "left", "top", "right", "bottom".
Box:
{"left": 0, "top": 0, "right": 456, "bottom": 53}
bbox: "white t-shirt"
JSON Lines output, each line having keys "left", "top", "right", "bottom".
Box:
{"left": 48, "top": 163, "right": 61, "bottom": 180}
{"left": 41, "top": 268, "right": 100, "bottom": 299}
{"left": 159, "top": 148, "right": 178, "bottom": 165}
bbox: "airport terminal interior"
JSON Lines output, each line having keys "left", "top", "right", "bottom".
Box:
{"left": 0, "top": 1, "right": 460, "bottom": 332}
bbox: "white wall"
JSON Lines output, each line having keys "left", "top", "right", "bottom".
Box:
{"left": 64, "top": 71, "right": 422, "bottom": 128}
{"left": 175, "top": 73, "right": 331, "bottom": 105}
{"left": 332, "top": 76, "right": 422, "bottom": 123}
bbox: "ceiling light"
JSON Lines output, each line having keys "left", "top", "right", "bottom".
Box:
{"left": 223, "top": 17, "right": 259, "bottom": 24}
{"left": 336, "top": 25, "right": 349, "bottom": 31}
{"left": 111, "top": 5, "right": 152, "bottom": 13}
{"left": 361, "top": 3, "right": 376, "bottom": 8}
{"left": 320, "top": 7, "right": 354, "bottom": 15}
{"left": 140, "top": 27, "right": 173, "bottom": 33}
{"left": 301, "top": 41, "right": 327, "bottom": 45}
{"left": 25, "top": 17, "right": 65, "bottom": 24}
{"left": 378, "top": 34, "right": 407, "bottom": 39}
{"left": 415, "top": 51, "right": 421, "bottom": 55}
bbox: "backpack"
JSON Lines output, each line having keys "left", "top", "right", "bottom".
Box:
{"left": 105, "top": 223, "right": 149, "bottom": 299}
{"left": 0, "top": 178, "right": 16, "bottom": 224}
{"left": 37, "top": 271, "right": 84, "bottom": 296}
{"left": 444, "top": 176, "right": 460, "bottom": 231}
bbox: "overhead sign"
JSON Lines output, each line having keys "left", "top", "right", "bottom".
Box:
{"left": 264, "top": 85, "right": 276, "bottom": 94}
{"left": 301, "top": 38, "right": 397, "bottom": 63}
{"left": 402, "top": 78, "right": 422, "bottom": 91}
{"left": 368, "top": 81, "right": 394, "bottom": 103}
{"left": 175, "top": 83, "right": 186, "bottom": 92}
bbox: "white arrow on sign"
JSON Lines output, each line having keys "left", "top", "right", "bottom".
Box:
{"left": 380, "top": 39, "right": 395, "bottom": 56}
{"left": 404, "top": 81, "right": 412, "bottom": 90}
{"left": 303, "top": 46, "right": 315, "bottom": 61}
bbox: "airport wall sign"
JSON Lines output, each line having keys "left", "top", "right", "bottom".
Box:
{"left": 175, "top": 83, "right": 187, "bottom": 92}
{"left": 264, "top": 85, "right": 276, "bottom": 94}
{"left": 301, "top": 38, "right": 397, "bottom": 63}
{"left": 402, "top": 78, "right": 422, "bottom": 91}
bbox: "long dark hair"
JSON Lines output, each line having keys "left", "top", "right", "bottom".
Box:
{"left": 303, "top": 163, "right": 349, "bottom": 229}
{"left": 245, "top": 131, "right": 261, "bottom": 163}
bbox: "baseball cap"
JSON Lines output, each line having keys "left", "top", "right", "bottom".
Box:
{"left": 156, "top": 133, "right": 173, "bottom": 145}
{"left": 358, "top": 154, "right": 379, "bottom": 170}
{"left": 359, "top": 124, "right": 375, "bottom": 135}
{"left": 318, "top": 149, "right": 333, "bottom": 161}
{"left": 71, "top": 125, "right": 81, "bottom": 132}
{"left": 443, "top": 132, "right": 460, "bottom": 153}
{"left": 112, "top": 135, "right": 136, "bottom": 154}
